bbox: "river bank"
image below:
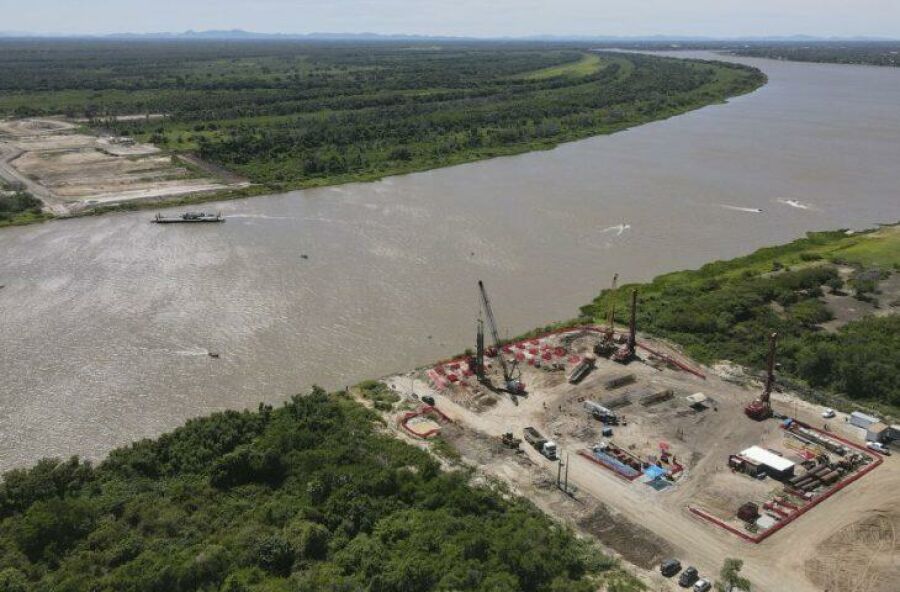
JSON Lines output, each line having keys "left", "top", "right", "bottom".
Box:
{"left": 0, "top": 51, "right": 765, "bottom": 229}
{"left": 2, "top": 51, "right": 900, "bottom": 472}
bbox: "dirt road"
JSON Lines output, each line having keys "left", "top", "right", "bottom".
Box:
{"left": 385, "top": 356, "right": 899, "bottom": 592}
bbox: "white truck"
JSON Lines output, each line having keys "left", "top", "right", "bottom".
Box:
{"left": 523, "top": 427, "right": 558, "bottom": 460}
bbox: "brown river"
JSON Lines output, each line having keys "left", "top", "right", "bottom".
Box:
{"left": 2, "top": 52, "right": 899, "bottom": 471}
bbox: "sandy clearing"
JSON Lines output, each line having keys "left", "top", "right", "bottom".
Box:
{"left": 380, "top": 329, "right": 899, "bottom": 592}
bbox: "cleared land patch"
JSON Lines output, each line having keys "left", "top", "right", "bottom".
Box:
{"left": 0, "top": 118, "right": 247, "bottom": 214}
{"left": 518, "top": 53, "right": 605, "bottom": 79}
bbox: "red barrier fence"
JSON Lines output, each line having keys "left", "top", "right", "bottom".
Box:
{"left": 690, "top": 421, "right": 882, "bottom": 543}
{"left": 432, "top": 325, "right": 706, "bottom": 383}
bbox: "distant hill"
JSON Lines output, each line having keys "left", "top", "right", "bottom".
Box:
{"left": 0, "top": 29, "right": 896, "bottom": 42}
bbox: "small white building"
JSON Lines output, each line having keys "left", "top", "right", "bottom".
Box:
{"left": 850, "top": 411, "right": 880, "bottom": 429}
{"left": 740, "top": 446, "right": 796, "bottom": 479}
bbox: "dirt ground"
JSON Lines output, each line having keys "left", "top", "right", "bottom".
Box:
{"left": 820, "top": 267, "right": 899, "bottom": 332}
{"left": 0, "top": 117, "right": 247, "bottom": 214}
{"left": 805, "top": 510, "right": 899, "bottom": 592}
{"left": 374, "top": 327, "right": 900, "bottom": 592}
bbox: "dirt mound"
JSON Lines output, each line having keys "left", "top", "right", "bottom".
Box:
{"left": 578, "top": 504, "right": 674, "bottom": 569}
{"left": 805, "top": 511, "right": 899, "bottom": 592}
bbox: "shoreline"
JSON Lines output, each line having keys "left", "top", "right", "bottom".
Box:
{"left": 1, "top": 52, "right": 765, "bottom": 230}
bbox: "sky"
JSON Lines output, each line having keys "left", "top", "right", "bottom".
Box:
{"left": 1, "top": 0, "right": 898, "bottom": 38}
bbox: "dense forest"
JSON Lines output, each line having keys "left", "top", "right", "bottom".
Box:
{"left": 0, "top": 389, "right": 639, "bottom": 592}
{"left": 581, "top": 226, "right": 900, "bottom": 415}
{"left": 730, "top": 42, "right": 900, "bottom": 67}
{"left": 0, "top": 40, "right": 764, "bottom": 193}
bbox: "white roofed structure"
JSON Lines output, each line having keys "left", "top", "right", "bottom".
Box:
{"left": 740, "top": 446, "right": 795, "bottom": 473}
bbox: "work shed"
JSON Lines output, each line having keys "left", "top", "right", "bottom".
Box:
{"left": 866, "top": 422, "right": 889, "bottom": 443}
{"left": 850, "top": 411, "right": 880, "bottom": 429}
{"left": 739, "top": 446, "right": 795, "bottom": 480}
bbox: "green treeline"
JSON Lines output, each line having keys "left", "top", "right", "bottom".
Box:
{"left": 581, "top": 228, "right": 900, "bottom": 413}
{"left": 733, "top": 43, "right": 900, "bottom": 67}
{"left": 0, "top": 190, "right": 48, "bottom": 227}
{"left": 0, "top": 390, "right": 637, "bottom": 592}
{"left": 0, "top": 41, "right": 764, "bottom": 192}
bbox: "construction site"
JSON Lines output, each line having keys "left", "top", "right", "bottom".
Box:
{"left": 0, "top": 117, "right": 247, "bottom": 215}
{"left": 361, "top": 279, "right": 899, "bottom": 592}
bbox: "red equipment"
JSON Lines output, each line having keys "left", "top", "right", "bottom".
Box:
{"left": 745, "top": 333, "right": 778, "bottom": 421}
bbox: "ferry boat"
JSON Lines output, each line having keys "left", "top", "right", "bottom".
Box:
{"left": 152, "top": 212, "right": 224, "bottom": 224}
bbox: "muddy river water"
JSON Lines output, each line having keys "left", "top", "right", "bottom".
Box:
{"left": 1, "top": 52, "right": 899, "bottom": 471}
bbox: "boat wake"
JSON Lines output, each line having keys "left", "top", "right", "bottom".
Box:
{"left": 600, "top": 223, "right": 632, "bottom": 236}
{"left": 173, "top": 347, "right": 212, "bottom": 357}
{"left": 777, "top": 198, "right": 812, "bottom": 210}
{"left": 720, "top": 205, "right": 763, "bottom": 213}
{"left": 227, "top": 214, "right": 295, "bottom": 220}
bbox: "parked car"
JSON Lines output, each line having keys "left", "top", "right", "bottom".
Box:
{"left": 867, "top": 441, "right": 891, "bottom": 455}
{"left": 678, "top": 566, "right": 699, "bottom": 587}
{"left": 693, "top": 579, "right": 712, "bottom": 592}
{"left": 660, "top": 559, "right": 682, "bottom": 577}
{"left": 821, "top": 408, "right": 836, "bottom": 418}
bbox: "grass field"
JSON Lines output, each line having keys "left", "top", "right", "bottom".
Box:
{"left": 519, "top": 52, "right": 604, "bottom": 79}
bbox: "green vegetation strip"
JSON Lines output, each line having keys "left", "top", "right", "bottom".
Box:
{"left": 0, "top": 190, "right": 51, "bottom": 228}
{"left": 581, "top": 225, "right": 900, "bottom": 415}
{"left": 0, "top": 391, "right": 640, "bottom": 592}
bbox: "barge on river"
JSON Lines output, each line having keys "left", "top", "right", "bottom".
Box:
{"left": 152, "top": 212, "right": 224, "bottom": 224}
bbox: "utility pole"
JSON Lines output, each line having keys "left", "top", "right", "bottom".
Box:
{"left": 557, "top": 452, "right": 563, "bottom": 488}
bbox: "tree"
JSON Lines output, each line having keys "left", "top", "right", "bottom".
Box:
{"left": 715, "top": 558, "right": 751, "bottom": 591}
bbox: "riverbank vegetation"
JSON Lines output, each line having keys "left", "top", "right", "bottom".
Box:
{"left": 0, "top": 187, "right": 49, "bottom": 227}
{"left": 0, "top": 40, "right": 764, "bottom": 197}
{"left": 731, "top": 42, "right": 900, "bottom": 68}
{"left": 581, "top": 225, "right": 900, "bottom": 415}
{"left": 0, "top": 389, "right": 639, "bottom": 591}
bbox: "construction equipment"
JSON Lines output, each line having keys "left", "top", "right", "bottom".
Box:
{"left": 500, "top": 432, "right": 521, "bottom": 449}
{"left": 584, "top": 400, "right": 618, "bottom": 424}
{"left": 568, "top": 355, "right": 596, "bottom": 384}
{"left": 612, "top": 290, "right": 638, "bottom": 364}
{"left": 471, "top": 318, "right": 486, "bottom": 382}
{"left": 477, "top": 281, "right": 524, "bottom": 395}
{"left": 524, "top": 427, "right": 557, "bottom": 459}
{"left": 745, "top": 333, "right": 778, "bottom": 421}
{"left": 594, "top": 274, "right": 619, "bottom": 357}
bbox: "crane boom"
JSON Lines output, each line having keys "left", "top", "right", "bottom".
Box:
{"left": 477, "top": 280, "right": 523, "bottom": 393}
{"left": 605, "top": 273, "right": 618, "bottom": 341}
{"left": 761, "top": 332, "right": 778, "bottom": 405}
{"left": 744, "top": 332, "right": 778, "bottom": 420}
{"left": 478, "top": 280, "right": 511, "bottom": 380}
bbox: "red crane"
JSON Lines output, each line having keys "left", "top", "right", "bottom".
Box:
{"left": 745, "top": 332, "right": 778, "bottom": 421}
{"left": 612, "top": 289, "right": 638, "bottom": 364}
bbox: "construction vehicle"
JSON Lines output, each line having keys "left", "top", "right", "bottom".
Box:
{"left": 523, "top": 427, "right": 557, "bottom": 459}
{"left": 584, "top": 400, "right": 618, "bottom": 424}
{"left": 477, "top": 281, "right": 525, "bottom": 395}
{"left": 595, "top": 274, "right": 619, "bottom": 357}
{"left": 500, "top": 432, "right": 521, "bottom": 449}
{"left": 612, "top": 289, "right": 638, "bottom": 364}
{"left": 745, "top": 333, "right": 778, "bottom": 421}
{"left": 568, "top": 355, "right": 596, "bottom": 384}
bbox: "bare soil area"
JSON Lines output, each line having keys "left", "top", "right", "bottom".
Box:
{"left": 373, "top": 326, "right": 900, "bottom": 592}
{"left": 0, "top": 117, "right": 247, "bottom": 213}
{"left": 805, "top": 511, "right": 899, "bottom": 592}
